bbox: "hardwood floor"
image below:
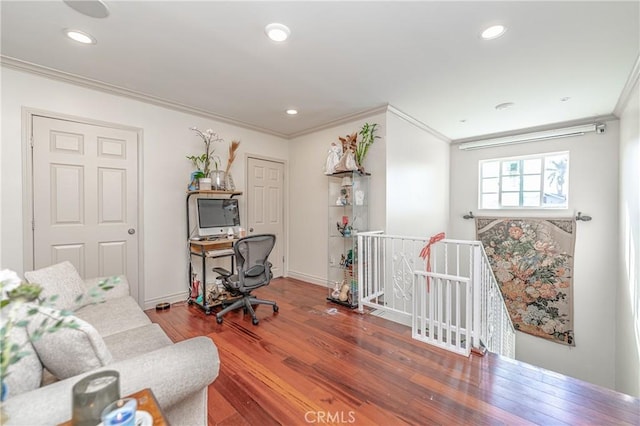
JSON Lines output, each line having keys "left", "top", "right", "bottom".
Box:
{"left": 146, "top": 277, "right": 639, "bottom": 425}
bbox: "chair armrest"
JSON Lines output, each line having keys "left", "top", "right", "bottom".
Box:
{"left": 2, "top": 337, "right": 219, "bottom": 425}
{"left": 212, "top": 267, "right": 231, "bottom": 278}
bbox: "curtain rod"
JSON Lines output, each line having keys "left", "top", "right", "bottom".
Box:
{"left": 457, "top": 123, "right": 604, "bottom": 150}
{"left": 462, "top": 211, "right": 592, "bottom": 221}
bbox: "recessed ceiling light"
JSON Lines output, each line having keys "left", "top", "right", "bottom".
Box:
{"left": 286, "top": 109, "right": 298, "bottom": 115}
{"left": 265, "top": 23, "right": 291, "bottom": 42}
{"left": 481, "top": 25, "right": 507, "bottom": 40}
{"left": 64, "top": 29, "right": 96, "bottom": 44}
{"left": 495, "top": 102, "right": 515, "bottom": 110}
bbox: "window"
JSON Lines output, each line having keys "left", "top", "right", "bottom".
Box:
{"left": 479, "top": 152, "right": 569, "bottom": 209}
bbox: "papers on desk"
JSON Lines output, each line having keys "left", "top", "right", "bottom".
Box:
{"left": 206, "top": 248, "right": 235, "bottom": 257}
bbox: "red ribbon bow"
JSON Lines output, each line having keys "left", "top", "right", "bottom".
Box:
{"left": 419, "top": 232, "right": 446, "bottom": 291}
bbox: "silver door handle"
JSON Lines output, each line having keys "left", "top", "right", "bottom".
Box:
{"left": 128, "top": 228, "right": 136, "bottom": 235}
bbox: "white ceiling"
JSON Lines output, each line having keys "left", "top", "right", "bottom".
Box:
{"left": 1, "top": 1, "right": 639, "bottom": 141}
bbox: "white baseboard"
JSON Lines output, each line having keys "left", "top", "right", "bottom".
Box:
{"left": 143, "top": 291, "right": 189, "bottom": 310}
{"left": 286, "top": 270, "right": 326, "bottom": 287}
{"left": 141, "top": 272, "right": 324, "bottom": 310}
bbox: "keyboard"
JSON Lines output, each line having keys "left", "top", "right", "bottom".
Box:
{"left": 206, "top": 248, "right": 235, "bottom": 257}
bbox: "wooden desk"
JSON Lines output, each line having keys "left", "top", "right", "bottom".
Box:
{"left": 185, "top": 190, "right": 242, "bottom": 316}
{"left": 59, "top": 388, "right": 168, "bottom": 426}
{"left": 189, "top": 237, "right": 236, "bottom": 254}
{"left": 189, "top": 238, "right": 237, "bottom": 314}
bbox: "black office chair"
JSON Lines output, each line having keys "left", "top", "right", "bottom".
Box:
{"left": 213, "top": 234, "right": 278, "bottom": 325}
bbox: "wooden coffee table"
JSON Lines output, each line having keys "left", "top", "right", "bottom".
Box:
{"left": 129, "top": 388, "right": 168, "bottom": 425}
{"left": 59, "top": 388, "right": 168, "bottom": 426}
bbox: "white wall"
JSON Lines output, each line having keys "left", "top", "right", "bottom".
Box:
{"left": 385, "top": 112, "right": 449, "bottom": 236}
{"left": 287, "top": 113, "right": 386, "bottom": 285}
{"left": 449, "top": 121, "right": 620, "bottom": 390}
{"left": 287, "top": 108, "right": 450, "bottom": 289}
{"left": 0, "top": 66, "right": 3, "bottom": 266}
{"left": 617, "top": 77, "right": 640, "bottom": 397}
{"left": 0, "top": 67, "right": 289, "bottom": 307}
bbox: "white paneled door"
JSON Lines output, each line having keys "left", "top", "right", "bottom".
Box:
{"left": 31, "top": 115, "right": 139, "bottom": 300}
{"left": 247, "top": 157, "right": 284, "bottom": 278}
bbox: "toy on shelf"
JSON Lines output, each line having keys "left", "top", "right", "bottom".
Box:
{"left": 190, "top": 272, "right": 200, "bottom": 299}
{"left": 324, "top": 142, "right": 343, "bottom": 175}
{"left": 340, "top": 250, "right": 353, "bottom": 269}
{"left": 337, "top": 216, "right": 353, "bottom": 237}
{"left": 338, "top": 280, "right": 350, "bottom": 302}
{"left": 334, "top": 132, "right": 359, "bottom": 172}
{"left": 336, "top": 187, "right": 350, "bottom": 205}
{"left": 335, "top": 175, "right": 353, "bottom": 205}
{"left": 331, "top": 281, "right": 341, "bottom": 299}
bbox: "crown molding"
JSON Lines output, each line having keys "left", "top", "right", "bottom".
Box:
{"left": 386, "top": 104, "right": 451, "bottom": 143}
{"left": 287, "top": 105, "right": 389, "bottom": 139}
{"left": 0, "top": 55, "right": 289, "bottom": 139}
{"left": 614, "top": 54, "right": 640, "bottom": 116}
{"left": 288, "top": 103, "right": 452, "bottom": 142}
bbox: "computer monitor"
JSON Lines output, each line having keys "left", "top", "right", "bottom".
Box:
{"left": 195, "top": 198, "right": 240, "bottom": 237}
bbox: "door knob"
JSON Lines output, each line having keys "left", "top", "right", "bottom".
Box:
{"left": 128, "top": 228, "right": 136, "bottom": 235}
{"left": 249, "top": 228, "right": 254, "bottom": 232}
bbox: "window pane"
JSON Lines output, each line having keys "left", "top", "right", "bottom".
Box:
{"left": 502, "top": 161, "right": 520, "bottom": 176}
{"left": 482, "top": 161, "right": 499, "bottom": 178}
{"left": 482, "top": 177, "right": 499, "bottom": 193}
{"left": 523, "top": 192, "right": 541, "bottom": 207}
{"left": 502, "top": 192, "right": 520, "bottom": 206}
{"left": 482, "top": 194, "right": 499, "bottom": 209}
{"left": 544, "top": 155, "right": 569, "bottom": 200}
{"left": 501, "top": 176, "right": 520, "bottom": 191}
{"left": 523, "top": 158, "right": 541, "bottom": 174}
{"left": 523, "top": 175, "right": 541, "bottom": 191}
{"left": 543, "top": 192, "right": 567, "bottom": 206}
{"left": 478, "top": 152, "right": 568, "bottom": 210}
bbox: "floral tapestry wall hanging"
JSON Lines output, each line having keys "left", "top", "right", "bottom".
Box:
{"left": 476, "top": 217, "right": 576, "bottom": 346}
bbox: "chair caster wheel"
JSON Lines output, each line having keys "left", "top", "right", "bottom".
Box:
{"left": 216, "top": 316, "right": 223, "bottom": 324}
{"left": 252, "top": 318, "right": 259, "bottom": 325}
{"left": 273, "top": 305, "right": 279, "bottom": 313}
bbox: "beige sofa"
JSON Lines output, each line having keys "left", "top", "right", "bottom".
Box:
{"left": 2, "top": 261, "right": 219, "bottom": 425}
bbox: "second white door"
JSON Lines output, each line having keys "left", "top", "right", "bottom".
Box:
{"left": 246, "top": 157, "right": 284, "bottom": 278}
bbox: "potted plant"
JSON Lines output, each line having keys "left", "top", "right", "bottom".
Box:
{"left": 186, "top": 154, "right": 209, "bottom": 190}
{"left": 355, "top": 122, "right": 380, "bottom": 172}
{"left": 188, "top": 127, "right": 223, "bottom": 190}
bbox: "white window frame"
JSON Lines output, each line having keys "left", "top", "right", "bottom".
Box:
{"left": 478, "top": 151, "right": 569, "bottom": 210}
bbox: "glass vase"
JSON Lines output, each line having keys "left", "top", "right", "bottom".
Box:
{"left": 225, "top": 172, "right": 235, "bottom": 191}
{"left": 211, "top": 171, "right": 226, "bottom": 190}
